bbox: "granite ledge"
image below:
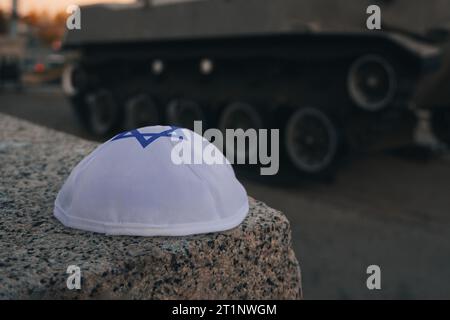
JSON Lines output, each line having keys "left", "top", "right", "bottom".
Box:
{"left": 0, "top": 113, "right": 302, "bottom": 299}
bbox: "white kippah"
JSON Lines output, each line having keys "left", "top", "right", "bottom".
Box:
{"left": 54, "top": 126, "right": 249, "bottom": 236}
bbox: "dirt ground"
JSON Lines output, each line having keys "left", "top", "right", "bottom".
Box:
{"left": 1, "top": 86, "right": 449, "bottom": 299}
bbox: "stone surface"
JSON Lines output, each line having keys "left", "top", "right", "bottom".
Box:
{"left": 0, "top": 113, "right": 302, "bottom": 299}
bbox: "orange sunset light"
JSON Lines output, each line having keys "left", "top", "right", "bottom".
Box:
{"left": 0, "top": 0, "right": 133, "bottom": 15}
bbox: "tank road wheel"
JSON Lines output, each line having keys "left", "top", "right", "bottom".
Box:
{"left": 124, "top": 94, "right": 160, "bottom": 130}
{"left": 348, "top": 55, "right": 397, "bottom": 112}
{"left": 85, "top": 89, "right": 121, "bottom": 137}
{"left": 285, "top": 107, "right": 339, "bottom": 175}
{"left": 219, "top": 102, "right": 263, "bottom": 163}
{"left": 62, "top": 63, "right": 88, "bottom": 97}
{"left": 167, "top": 99, "right": 204, "bottom": 130}
{"left": 430, "top": 106, "right": 450, "bottom": 148}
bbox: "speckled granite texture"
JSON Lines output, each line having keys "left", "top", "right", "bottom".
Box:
{"left": 0, "top": 113, "right": 302, "bottom": 299}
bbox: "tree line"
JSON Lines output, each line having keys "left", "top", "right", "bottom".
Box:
{"left": 0, "top": 8, "right": 67, "bottom": 46}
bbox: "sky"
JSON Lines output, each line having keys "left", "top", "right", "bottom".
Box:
{"left": 0, "top": 0, "right": 133, "bottom": 15}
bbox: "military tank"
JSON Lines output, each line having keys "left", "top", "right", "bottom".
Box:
{"left": 61, "top": 0, "right": 444, "bottom": 176}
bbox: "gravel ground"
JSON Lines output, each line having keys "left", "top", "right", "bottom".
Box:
{"left": 1, "top": 85, "right": 450, "bottom": 299}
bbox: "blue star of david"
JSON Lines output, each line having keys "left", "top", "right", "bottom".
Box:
{"left": 112, "top": 126, "right": 183, "bottom": 148}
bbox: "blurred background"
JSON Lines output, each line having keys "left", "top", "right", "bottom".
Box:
{"left": 1, "top": 0, "right": 450, "bottom": 299}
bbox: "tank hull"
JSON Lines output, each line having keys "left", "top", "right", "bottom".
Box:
{"left": 64, "top": 0, "right": 450, "bottom": 47}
